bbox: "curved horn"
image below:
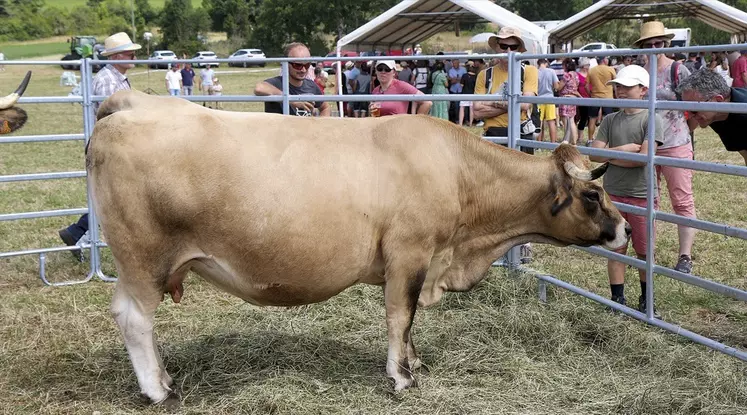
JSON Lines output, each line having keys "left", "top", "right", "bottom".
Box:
{"left": 589, "top": 162, "right": 609, "bottom": 181}
{"left": 0, "top": 71, "right": 32, "bottom": 110}
{"left": 563, "top": 161, "right": 592, "bottom": 181}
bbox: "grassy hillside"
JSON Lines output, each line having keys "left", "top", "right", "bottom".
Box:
{"left": 47, "top": 0, "right": 203, "bottom": 9}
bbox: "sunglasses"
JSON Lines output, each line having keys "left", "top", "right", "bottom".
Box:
{"left": 498, "top": 43, "right": 520, "bottom": 51}
{"left": 376, "top": 65, "right": 393, "bottom": 72}
{"left": 290, "top": 62, "right": 311, "bottom": 70}
{"left": 641, "top": 40, "right": 666, "bottom": 49}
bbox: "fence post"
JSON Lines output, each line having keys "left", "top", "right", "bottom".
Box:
{"left": 281, "top": 62, "right": 290, "bottom": 115}
{"left": 506, "top": 51, "right": 522, "bottom": 272}
{"left": 645, "top": 53, "right": 658, "bottom": 319}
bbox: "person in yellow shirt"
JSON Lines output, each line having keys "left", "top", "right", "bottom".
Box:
{"left": 586, "top": 56, "right": 617, "bottom": 141}
{"left": 474, "top": 26, "right": 538, "bottom": 155}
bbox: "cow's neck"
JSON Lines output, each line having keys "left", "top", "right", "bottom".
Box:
{"left": 456, "top": 138, "right": 554, "bottom": 247}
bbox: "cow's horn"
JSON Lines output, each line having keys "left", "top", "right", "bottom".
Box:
{"left": 0, "top": 71, "right": 32, "bottom": 110}
{"left": 563, "top": 161, "right": 592, "bottom": 181}
{"left": 589, "top": 162, "right": 609, "bottom": 180}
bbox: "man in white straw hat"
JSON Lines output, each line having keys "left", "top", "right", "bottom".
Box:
{"left": 635, "top": 20, "right": 698, "bottom": 275}
{"left": 589, "top": 64, "right": 664, "bottom": 316}
{"left": 473, "top": 26, "right": 538, "bottom": 264}
{"left": 58, "top": 32, "right": 141, "bottom": 255}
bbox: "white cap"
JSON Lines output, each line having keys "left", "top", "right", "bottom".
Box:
{"left": 607, "top": 64, "right": 649, "bottom": 87}
{"left": 376, "top": 60, "right": 396, "bottom": 70}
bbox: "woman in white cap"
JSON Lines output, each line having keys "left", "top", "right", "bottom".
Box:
{"left": 58, "top": 32, "right": 141, "bottom": 255}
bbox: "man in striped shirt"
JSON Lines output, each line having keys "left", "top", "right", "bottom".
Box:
{"left": 59, "top": 32, "right": 141, "bottom": 256}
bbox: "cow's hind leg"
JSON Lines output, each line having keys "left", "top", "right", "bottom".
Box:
{"left": 111, "top": 280, "right": 177, "bottom": 406}
{"left": 384, "top": 259, "right": 427, "bottom": 392}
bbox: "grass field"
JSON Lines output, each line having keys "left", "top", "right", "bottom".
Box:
{"left": 0, "top": 63, "right": 745, "bottom": 414}
{"left": 0, "top": 42, "right": 70, "bottom": 60}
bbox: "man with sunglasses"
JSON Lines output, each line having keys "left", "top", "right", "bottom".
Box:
{"left": 254, "top": 42, "right": 329, "bottom": 117}
{"left": 474, "top": 27, "right": 538, "bottom": 264}
{"left": 677, "top": 68, "right": 747, "bottom": 166}
{"left": 474, "top": 26, "right": 538, "bottom": 154}
{"left": 635, "top": 20, "right": 698, "bottom": 275}
{"left": 58, "top": 32, "right": 141, "bottom": 257}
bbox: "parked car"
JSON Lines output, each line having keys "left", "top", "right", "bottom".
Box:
{"left": 228, "top": 48, "right": 266, "bottom": 67}
{"left": 322, "top": 51, "right": 359, "bottom": 73}
{"left": 192, "top": 51, "right": 220, "bottom": 68}
{"left": 148, "top": 50, "right": 177, "bottom": 69}
{"left": 572, "top": 42, "right": 617, "bottom": 53}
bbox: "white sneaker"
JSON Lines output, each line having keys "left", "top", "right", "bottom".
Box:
{"left": 476, "top": 121, "right": 484, "bottom": 127}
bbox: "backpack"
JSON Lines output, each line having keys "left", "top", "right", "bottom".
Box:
{"left": 414, "top": 67, "right": 429, "bottom": 89}
{"left": 484, "top": 64, "right": 540, "bottom": 135}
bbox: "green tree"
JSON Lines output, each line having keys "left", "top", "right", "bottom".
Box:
{"left": 159, "top": 0, "right": 210, "bottom": 55}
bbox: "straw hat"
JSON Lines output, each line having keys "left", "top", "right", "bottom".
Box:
{"left": 101, "top": 32, "right": 142, "bottom": 57}
{"left": 634, "top": 21, "right": 674, "bottom": 48}
{"left": 488, "top": 27, "right": 526, "bottom": 53}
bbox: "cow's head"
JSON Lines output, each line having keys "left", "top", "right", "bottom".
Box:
{"left": 0, "top": 71, "right": 32, "bottom": 134}
{"left": 541, "top": 144, "right": 630, "bottom": 250}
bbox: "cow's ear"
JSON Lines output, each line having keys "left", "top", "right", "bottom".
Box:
{"left": 0, "top": 107, "right": 27, "bottom": 134}
{"left": 550, "top": 173, "right": 573, "bottom": 216}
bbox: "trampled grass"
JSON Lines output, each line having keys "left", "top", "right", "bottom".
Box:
{"left": 0, "top": 63, "right": 745, "bottom": 414}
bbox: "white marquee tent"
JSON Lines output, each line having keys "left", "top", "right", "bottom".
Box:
{"left": 336, "top": 0, "right": 549, "bottom": 54}
{"left": 549, "top": 0, "right": 747, "bottom": 46}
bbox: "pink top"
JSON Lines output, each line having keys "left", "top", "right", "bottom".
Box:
{"left": 731, "top": 56, "right": 747, "bottom": 87}
{"left": 372, "top": 79, "right": 420, "bottom": 116}
{"left": 577, "top": 72, "right": 590, "bottom": 98}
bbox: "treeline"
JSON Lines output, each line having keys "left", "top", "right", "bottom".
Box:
{"left": 1, "top": 0, "right": 744, "bottom": 57}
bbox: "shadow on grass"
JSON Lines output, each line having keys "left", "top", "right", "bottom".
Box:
{"left": 12, "top": 330, "right": 385, "bottom": 410}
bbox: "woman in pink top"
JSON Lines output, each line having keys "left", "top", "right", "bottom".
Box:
{"left": 370, "top": 60, "right": 432, "bottom": 116}
{"left": 576, "top": 57, "right": 592, "bottom": 143}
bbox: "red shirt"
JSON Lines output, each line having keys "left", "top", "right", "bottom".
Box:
{"left": 314, "top": 78, "right": 326, "bottom": 94}
{"left": 371, "top": 79, "right": 420, "bottom": 116}
{"left": 731, "top": 56, "right": 747, "bottom": 87}
{"left": 577, "top": 72, "right": 590, "bottom": 98}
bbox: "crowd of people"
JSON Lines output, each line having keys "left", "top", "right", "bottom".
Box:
{"left": 57, "top": 28, "right": 747, "bottom": 317}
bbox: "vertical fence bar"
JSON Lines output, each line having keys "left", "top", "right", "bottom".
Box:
{"left": 281, "top": 62, "right": 290, "bottom": 115}
{"left": 645, "top": 53, "right": 658, "bottom": 320}
{"left": 82, "top": 59, "right": 114, "bottom": 282}
{"left": 506, "top": 52, "right": 521, "bottom": 270}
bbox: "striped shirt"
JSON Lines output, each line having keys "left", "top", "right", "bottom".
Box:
{"left": 92, "top": 64, "right": 131, "bottom": 114}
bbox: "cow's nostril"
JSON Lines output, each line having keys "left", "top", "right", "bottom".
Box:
{"left": 625, "top": 222, "right": 632, "bottom": 236}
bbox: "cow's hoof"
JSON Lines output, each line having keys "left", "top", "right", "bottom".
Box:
{"left": 392, "top": 374, "right": 417, "bottom": 392}
{"left": 159, "top": 391, "right": 181, "bottom": 411}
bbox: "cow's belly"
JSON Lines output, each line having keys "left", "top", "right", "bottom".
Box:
{"left": 187, "top": 244, "right": 385, "bottom": 307}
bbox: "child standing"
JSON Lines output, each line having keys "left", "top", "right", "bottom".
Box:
{"left": 589, "top": 65, "right": 664, "bottom": 315}
{"left": 211, "top": 77, "right": 223, "bottom": 110}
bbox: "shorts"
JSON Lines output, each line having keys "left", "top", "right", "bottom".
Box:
{"left": 587, "top": 106, "right": 615, "bottom": 119}
{"left": 538, "top": 103, "right": 556, "bottom": 121}
{"left": 608, "top": 194, "right": 659, "bottom": 256}
{"left": 459, "top": 101, "right": 472, "bottom": 108}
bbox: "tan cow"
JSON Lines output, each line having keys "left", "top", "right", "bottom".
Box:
{"left": 88, "top": 90, "right": 630, "bottom": 406}
{"left": 0, "top": 71, "right": 32, "bottom": 134}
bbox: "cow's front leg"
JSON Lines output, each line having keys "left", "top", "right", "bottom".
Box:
{"left": 384, "top": 266, "right": 427, "bottom": 392}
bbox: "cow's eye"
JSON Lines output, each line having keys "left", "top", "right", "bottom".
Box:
{"left": 583, "top": 190, "right": 600, "bottom": 202}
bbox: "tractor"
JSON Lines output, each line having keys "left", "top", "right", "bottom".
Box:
{"left": 61, "top": 36, "right": 107, "bottom": 72}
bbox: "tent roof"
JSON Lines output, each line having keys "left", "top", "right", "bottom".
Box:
{"left": 337, "top": 0, "right": 548, "bottom": 53}
{"left": 549, "top": 0, "right": 747, "bottom": 44}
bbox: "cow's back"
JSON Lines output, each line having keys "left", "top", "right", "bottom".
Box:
{"left": 88, "top": 99, "right": 467, "bottom": 304}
